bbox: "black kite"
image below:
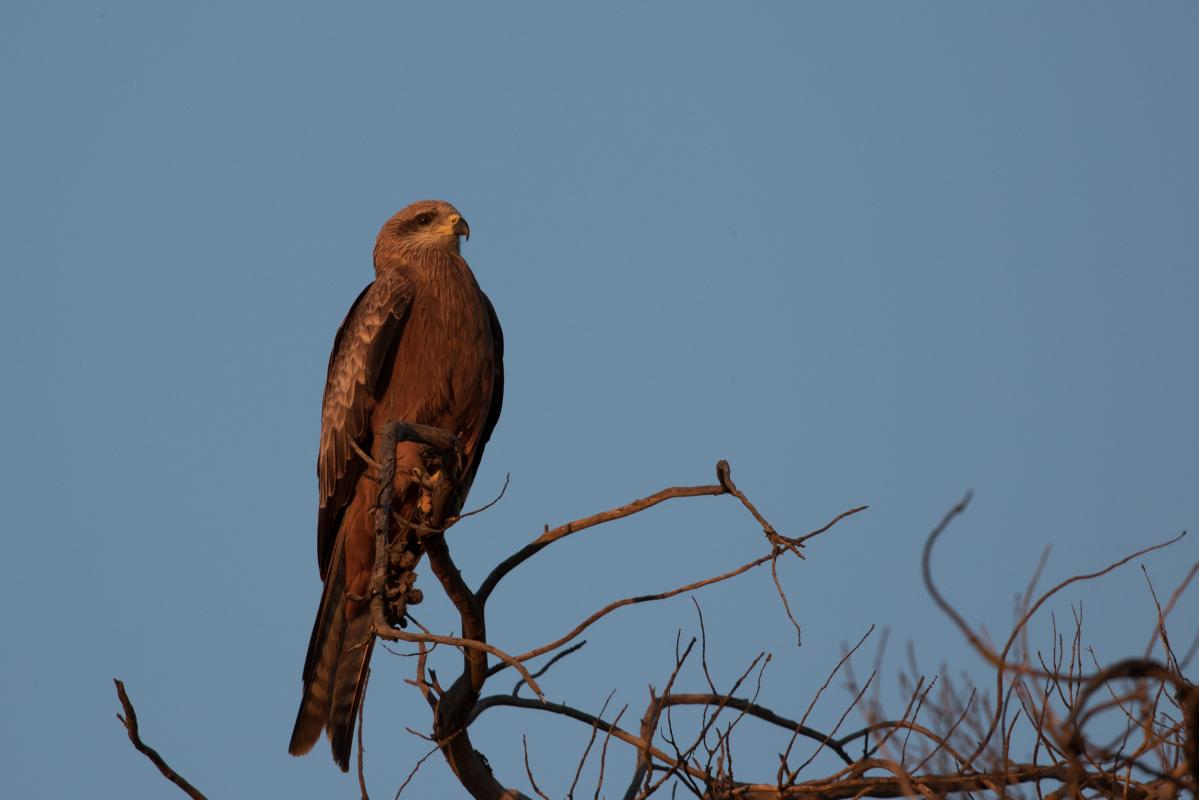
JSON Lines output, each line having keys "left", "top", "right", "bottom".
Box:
{"left": 288, "top": 200, "right": 504, "bottom": 770}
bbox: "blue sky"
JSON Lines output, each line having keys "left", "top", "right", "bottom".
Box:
{"left": 2, "top": 2, "right": 1197, "bottom": 797}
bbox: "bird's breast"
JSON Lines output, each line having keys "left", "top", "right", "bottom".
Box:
{"left": 376, "top": 268, "right": 496, "bottom": 437}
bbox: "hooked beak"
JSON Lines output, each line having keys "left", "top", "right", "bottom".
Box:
{"left": 450, "top": 214, "right": 470, "bottom": 241}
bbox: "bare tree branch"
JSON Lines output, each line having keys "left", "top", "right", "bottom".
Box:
{"left": 115, "top": 455, "right": 1193, "bottom": 800}
{"left": 478, "top": 479, "right": 729, "bottom": 603}
{"left": 920, "top": 490, "right": 1187, "bottom": 769}
{"left": 657, "top": 695, "right": 854, "bottom": 766}
{"left": 468, "top": 694, "right": 710, "bottom": 783}
{"left": 501, "top": 553, "right": 778, "bottom": 673}
{"left": 112, "top": 679, "right": 206, "bottom": 800}
{"left": 374, "top": 623, "right": 545, "bottom": 700}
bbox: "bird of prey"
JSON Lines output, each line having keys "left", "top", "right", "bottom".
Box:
{"left": 288, "top": 200, "right": 504, "bottom": 771}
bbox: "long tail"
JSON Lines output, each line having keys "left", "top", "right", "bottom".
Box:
{"left": 288, "top": 544, "right": 375, "bottom": 772}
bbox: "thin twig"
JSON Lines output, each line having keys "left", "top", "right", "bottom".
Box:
{"left": 1142, "top": 565, "right": 1181, "bottom": 672}
{"left": 357, "top": 666, "right": 371, "bottom": 799}
{"left": 454, "top": 472, "right": 511, "bottom": 522}
{"left": 498, "top": 554, "right": 775, "bottom": 673}
{"left": 349, "top": 437, "right": 382, "bottom": 470}
{"left": 693, "top": 599, "right": 718, "bottom": 695}
{"left": 522, "top": 736, "right": 551, "bottom": 800}
{"left": 1145, "top": 561, "right": 1199, "bottom": 659}
{"left": 393, "top": 746, "right": 438, "bottom": 799}
{"left": 112, "top": 679, "right": 207, "bottom": 800}
{"left": 798, "top": 505, "right": 869, "bottom": 545}
{"left": 373, "top": 623, "right": 545, "bottom": 700}
{"left": 513, "top": 640, "right": 588, "bottom": 697}
{"left": 595, "top": 705, "right": 628, "bottom": 800}
{"left": 770, "top": 551, "right": 803, "bottom": 646}
{"left": 789, "top": 668, "right": 877, "bottom": 781}
{"left": 568, "top": 691, "right": 615, "bottom": 799}
{"left": 780, "top": 625, "right": 875, "bottom": 779}
{"left": 625, "top": 640, "right": 697, "bottom": 800}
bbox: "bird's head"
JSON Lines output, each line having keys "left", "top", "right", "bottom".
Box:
{"left": 374, "top": 200, "right": 470, "bottom": 269}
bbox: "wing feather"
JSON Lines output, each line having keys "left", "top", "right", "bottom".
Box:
{"left": 456, "top": 291, "right": 506, "bottom": 500}
{"left": 315, "top": 270, "right": 412, "bottom": 578}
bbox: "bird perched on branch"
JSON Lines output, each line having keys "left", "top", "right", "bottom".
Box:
{"left": 289, "top": 200, "right": 504, "bottom": 771}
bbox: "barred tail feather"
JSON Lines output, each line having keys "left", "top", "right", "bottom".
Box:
{"left": 327, "top": 614, "right": 374, "bottom": 771}
{"left": 289, "top": 538, "right": 376, "bottom": 772}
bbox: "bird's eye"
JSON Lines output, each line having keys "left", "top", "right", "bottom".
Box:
{"left": 416, "top": 213, "right": 433, "bottom": 226}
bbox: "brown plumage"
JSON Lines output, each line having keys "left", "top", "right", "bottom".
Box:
{"left": 288, "top": 200, "right": 504, "bottom": 771}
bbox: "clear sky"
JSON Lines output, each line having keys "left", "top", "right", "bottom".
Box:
{"left": 2, "top": 2, "right": 1197, "bottom": 797}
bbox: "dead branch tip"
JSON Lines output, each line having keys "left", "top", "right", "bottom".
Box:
{"left": 113, "top": 678, "right": 207, "bottom": 800}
